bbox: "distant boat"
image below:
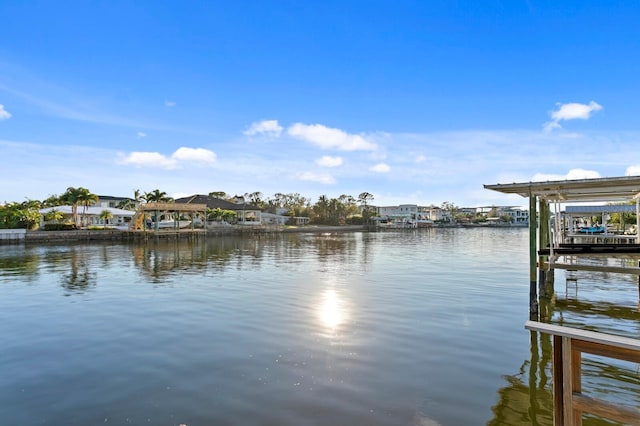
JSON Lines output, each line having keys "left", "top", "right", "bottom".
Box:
{"left": 577, "top": 225, "right": 606, "bottom": 234}
{"left": 155, "top": 220, "right": 191, "bottom": 229}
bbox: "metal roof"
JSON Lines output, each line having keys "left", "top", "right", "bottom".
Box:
{"left": 565, "top": 205, "right": 636, "bottom": 214}
{"left": 484, "top": 176, "right": 640, "bottom": 202}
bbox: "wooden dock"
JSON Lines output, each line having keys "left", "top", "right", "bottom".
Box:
{"left": 486, "top": 176, "right": 640, "bottom": 423}
{"left": 526, "top": 321, "right": 640, "bottom": 425}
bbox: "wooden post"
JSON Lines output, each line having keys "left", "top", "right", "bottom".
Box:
{"left": 539, "top": 200, "right": 554, "bottom": 299}
{"left": 571, "top": 347, "right": 582, "bottom": 425}
{"left": 539, "top": 200, "right": 550, "bottom": 250}
{"left": 529, "top": 192, "right": 538, "bottom": 318}
{"left": 529, "top": 331, "right": 541, "bottom": 424}
{"left": 553, "top": 335, "right": 564, "bottom": 426}
{"left": 561, "top": 336, "right": 575, "bottom": 424}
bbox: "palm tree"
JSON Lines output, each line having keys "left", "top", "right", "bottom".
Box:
{"left": 144, "top": 189, "right": 171, "bottom": 203}
{"left": 76, "top": 188, "right": 99, "bottom": 227}
{"left": 45, "top": 209, "right": 64, "bottom": 224}
{"left": 133, "top": 189, "right": 143, "bottom": 203}
{"left": 99, "top": 209, "right": 114, "bottom": 229}
{"left": 41, "top": 194, "right": 61, "bottom": 208}
{"left": 116, "top": 199, "right": 136, "bottom": 210}
{"left": 60, "top": 187, "right": 83, "bottom": 226}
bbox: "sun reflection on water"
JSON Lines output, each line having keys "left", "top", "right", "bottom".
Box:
{"left": 318, "top": 289, "right": 348, "bottom": 330}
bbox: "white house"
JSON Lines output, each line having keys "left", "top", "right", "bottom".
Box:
{"left": 504, "top": 207, "right": 529, "bottom": 225}
{"left": 260, "top": 212, "right": 289, "bottom": 225}
{"left": 377, "top": 204, "right": 419, "bottom": 219}
{"left": 39, "top": 206, "right": 135, "bottom": 228}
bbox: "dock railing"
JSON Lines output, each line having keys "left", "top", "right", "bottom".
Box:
{"left": 525, "top": 321, "right": 640, "bottom": 425}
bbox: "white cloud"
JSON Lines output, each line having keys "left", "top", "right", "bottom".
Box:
{"left": 137, "top": 132, "right": 147, "bottom": 139}
{"left": 297, "top": 172, "right": 336, "bottom": 184}
{"left": 119, "top": 151, "right": 177, "bottom": 169}
{"left": 172, "top": 147, "right": 217, "bottom": 164}
{"left": 0, "top": 104, "right": 11, "bottom": 120}
{"left": 625, "top": 165, "right": 640, "bottom": 176}
{"left": 369, "top": 163, "right": 391, "bottom": 173}
{"left": 544, "top": 101, "right": 603, "bottom": 132}
{"left": 165, "top": 100, "right": 176, "bottom": 107}
{"left": 532, "top": 168, "right": 601, "bottom": 182}
{"left": 415, "top": 154, "right": 427, "bottom": 163}
{"left": 118, "top": 147, "right": 217, "bottom": 169}
{"left": 244, "top": 119, "right": 283, "bottom": 137}
{"left": 316, "top": 156, "right": 343, "bottom": 168}
{"left": 288, "top": 123, "right": 377, "bottom": 151}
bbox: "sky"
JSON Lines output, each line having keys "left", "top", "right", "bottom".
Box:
{"left": 2, "top": 0, "right": 640, "bottom": 208}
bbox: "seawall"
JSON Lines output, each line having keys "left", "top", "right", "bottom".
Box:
{"left": 0, "top": 225, "right": 370, "bottom": 245}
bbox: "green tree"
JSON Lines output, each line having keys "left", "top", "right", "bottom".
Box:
{"left": 145, "top": 189, "right": 172, "bottom": 203}
{"left": 358, "top": 192, "right": 375, "bottom": 223}
{"left": 209, "top": 191, "right": 227, "bottom": 199}
{"left": 207, "top": 207, "right": 224, "bottom": 221}
{"left": 41, "top": 194, "right": 61, "bottom": 208}
{"left": 0, "top": 201, "right": 41, "bottom": 229}
{"left": 60, "top": 187, "right": 83, "bottom": 226}
{"left": 76, "top": 188, "right": 99, "bottom": 226}
{"left": 45, "top": 209, "right": 64, "bottom": 224}
{"left": 311, "top": 195, "right": 352, "bottom": 225}
{"left": 500, "top": 214, "right": 514, "bottom": 223}
{"left": 244, "top": 191, "right": 266, "bottom": 209}
{"left": 338, "top": 194, "right": 358, "bottom": 221}
{"left": 116, "top": 199, "right": 136, "bottom": 210}
{"left": 221, "top": 210, "right": 237, "bottom": 222}
{"left": 441, "top": 201, "right": 458, "bottom": 223}
{"left": 313, "top": 195, "right": 331, "bottom": 224}
{"left": 606, "top": 201, "right": 637, "bottom": 231}
{"left": 99, "top": 209, "right": 114, "bottom": 228}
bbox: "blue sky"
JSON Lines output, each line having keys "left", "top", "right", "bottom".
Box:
{"left": 2, "top": 0, "right": 640, "bottom": 207}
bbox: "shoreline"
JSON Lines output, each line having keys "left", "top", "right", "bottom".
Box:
{"left": 0, "top": 223, "right": 527, "bottom": 245}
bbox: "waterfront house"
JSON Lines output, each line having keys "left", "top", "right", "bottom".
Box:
{"left": 375, "top": 204, "right": 434, "bottom": 228}
{"left": 474, "top": 205, "right": 528, "bottom": 225}
{"left": 92, "top": 195, "right": 137, "bottom": 210}
{"left": 39, "top": 206, "right": 135, "bottom": 228}
{"left": 260, "top": 212, "right": 289, "bottom": 225}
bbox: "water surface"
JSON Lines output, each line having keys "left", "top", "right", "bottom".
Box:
{"left": 1, "top": 228, "right": 638, "bottom": 425}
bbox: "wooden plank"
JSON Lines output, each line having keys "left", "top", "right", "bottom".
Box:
{"left": 573, "top": 394, "right": 640, "bottom": 425}
{"left": 525, "top": 321, "right": 640, "bottom": 351}
{"left": 572, "top": 339, "right": 640, "bottom": 363}
{"left": 544, "top": 261, "right": 640, "bottom": 275}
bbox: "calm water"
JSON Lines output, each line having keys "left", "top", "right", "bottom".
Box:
{"left": 1, "top": 228, "right": 639, "bottom": 425}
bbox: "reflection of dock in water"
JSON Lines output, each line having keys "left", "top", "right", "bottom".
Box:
{"left": 488, "top": 330, "right": 554, "bottom": 426}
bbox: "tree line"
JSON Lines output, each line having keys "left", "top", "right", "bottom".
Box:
{"left": 0, "top": 187, "right": 377, "bottom": 229}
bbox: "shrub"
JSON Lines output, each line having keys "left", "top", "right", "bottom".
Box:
{"left": 43, "top": 223, "right": 78, "bottom": 231}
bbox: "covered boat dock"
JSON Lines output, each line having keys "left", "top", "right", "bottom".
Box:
{"left": 484, "top": 176, "right": 640, "bottom": 317}
{"left": 486, "top": 176, "right": 640, "bottom": 424}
